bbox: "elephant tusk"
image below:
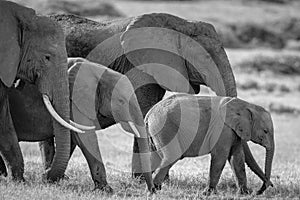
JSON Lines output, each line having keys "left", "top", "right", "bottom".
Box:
{"left": 69, "top": 120, "right": 95, "bottom": 130}
{"left": 128, "top": 121, "right": 141, "bottom": 138}
{"left": 42, "top": 95, "right": 85, "bottom": 134}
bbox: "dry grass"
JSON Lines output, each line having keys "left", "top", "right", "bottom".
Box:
{"left": 0, "top": 113, "right": 299, "bottom": 199}
{"left": 2, "top": 0, "right": 300, "bottom": 199}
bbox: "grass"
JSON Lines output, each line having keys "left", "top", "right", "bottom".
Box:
{"left": 0, "top": 114, "right": 299, "bottom": 199}
{"left": 3, "top": 0, "right": 300, "bottom": 199}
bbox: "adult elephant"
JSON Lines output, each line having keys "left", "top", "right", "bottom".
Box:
{"left": 46, "top": 13, "right": 266, "bottom": 183}
{"left": 5, "top": 59, "right": 155, "bottom": 193}
{"left": 0, "top": 1, "right": 85, "bottom": 181}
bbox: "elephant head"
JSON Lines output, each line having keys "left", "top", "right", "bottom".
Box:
{"left": 0, "top": 1, "right": 85, "bottom": 181}
{"left": 84, "top": 13, "right": 237, "bottom": 98}
{"left": 223, "top": 98, "right": 275, "bottom": 193}
{"left": 67, "top": 60, "right": 154, "bottom": 193}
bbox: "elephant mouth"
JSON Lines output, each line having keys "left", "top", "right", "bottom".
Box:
{"left": 42, "top": 95, "right": 94, "bottom": 133}
{"left": 119, "top": 121, "right": 148, "bottom": 139}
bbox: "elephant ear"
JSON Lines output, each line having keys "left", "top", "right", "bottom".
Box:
{"left": 0, "top": 1, "right": 36, "bottom": 87}
{"left": 68, "top": 61, "right": 106, "bottom": 121}
{"left": 119, "top": 14, "right": 225, "bottom": 95}
{"left": 223, "top": 98, "right": 251, "bottom": 141}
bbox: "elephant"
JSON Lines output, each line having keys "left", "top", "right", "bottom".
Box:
{"left": 10, "top": 12, "right": 266, "bottom": 185}
{"left": 0, "top": 1, "right": 86, "bottom": 182}
{"left": 145, "top": 94, "right": 275, "bottom": 195}
{"left": 5, "top": 58, "right": 155, "bottom": 193}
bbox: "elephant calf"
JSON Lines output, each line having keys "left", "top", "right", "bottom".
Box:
{"left": 145, "top": 94, "right": 274, "bottom": 195}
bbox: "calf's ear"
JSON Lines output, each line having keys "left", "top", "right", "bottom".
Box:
{"left": 224, "top": 101, "right": 252, "bottom": 141}
{"left": 69, "top": 62, "right": 105, "bottom": 121}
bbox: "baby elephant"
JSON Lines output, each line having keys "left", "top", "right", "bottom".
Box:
{"left": 145, "top": 94, "right": 274, "bottom": 195}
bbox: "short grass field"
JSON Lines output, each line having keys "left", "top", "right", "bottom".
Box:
{"left": 2, "top": 0, "right": 300, "bottom": 199}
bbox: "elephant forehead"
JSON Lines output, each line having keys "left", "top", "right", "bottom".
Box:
{"left": 70, "top": 63, "right": 107, "bottom": 120}
{"left": 260, "top": 111, "right": 273, "bottom": 130}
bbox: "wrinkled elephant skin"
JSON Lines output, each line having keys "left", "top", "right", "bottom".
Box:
{"left": 145, "top": 94, "right": 274, "bottom": 195}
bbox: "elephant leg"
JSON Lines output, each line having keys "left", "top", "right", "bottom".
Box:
{"left": 0, "top": 156, "right": 7, "bottom": 177}
{"left": 132, "top": 137, "right": 143, "bottom": 179}
{"left": 39, "top": 136, "right": 77, "bottom": 171}
{"left": 204, "top": 146, "right": 230, "bottom": 195}
{"left": 72, "top": 131, "right": 113, "bottom": 193}
{"left": 39, "top": 138, "right": 55, "bottom": 170}
{"left": 153, "top": 160, "right": 176, "bottom": 190}
{"left": 133, "top": 137, "right": 170, "bottom": 181}
{"left": 228, "top": 141, "right": 251, "bottom": 195}
{"left": 0, "top": 97, "right": 24, "bottom": 181}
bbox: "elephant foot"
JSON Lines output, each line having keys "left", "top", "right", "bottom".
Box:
{"left": 132, "top": 173, "right": 146, "bottom": 183}
{"left": 256, "top": 181, "right": 273, "bottom": 195}
{"left": 94, "top": 184, "right": 113, "bottom": 194}
{"left": 239, "top": 186, "right": 252, "bottom": 195}
{"left": 10, "top": 176, "right": 25, "bottom": 182}
{"left": 202, "top": 187, "right": 217, "bottom": 196}
{"left": 42, "top": 170, "right": 64, "bottom": 183}
{"left": 154, "top": 183, "right": 162, "bottom": 191}
{"left": 132, "top": 172, "right": 144, "bottom": 179}
{"left": 162, "top": 173, "right": 170, "bottom": 183}
{"left": 147, "top": 187, "right": 156, "bottom": 197}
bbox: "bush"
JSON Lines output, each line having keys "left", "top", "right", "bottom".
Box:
{"left": 232, "top": 23, "right": 285, "bottom": 49}
{"left": 236, "top": 55, "right": 300, "bottom": 75}
{"left": 237, "top": 80, "right": 260, "bottom": 90}
{"left": 278, "top": 84, "right": 291, "bottom": 92}
{"left": 269, "top": 103, "right": 300, "bottom": 115}
{"left": 218, "top": 17, "right": 300, "bottom": 49}
{"left": 264, "top": 83, "right": 277, "bottom": 92}
{"left": 42, "top": 0, "right": 124, "bottom": 17}
{"left": 256, "top": 0, "right": 293, "bottom": 4}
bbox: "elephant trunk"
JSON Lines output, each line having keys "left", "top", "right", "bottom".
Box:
{"left": 265, "top": 141, "right": 274, "bottom": 181}
{"left": 218, "top": 47, "right": 237, "bottom": 97}
{"left": 209, "top": 46, "right": 237, "bottom": 97}
{"left": 45, "top": 55, "right": 71, "bottom": 181}
{"left": 117, "top": 87, "right": 154, "bottom": 192}
{"left": 244, "top": 140, "right": 275, "bottom": 195}
{"left": 243, "top": 142, "right": 268, "bottom": 182}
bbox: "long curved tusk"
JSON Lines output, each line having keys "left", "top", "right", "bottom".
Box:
{"left": 128, "top": 121, "right": 141, "bottom": 138}
{"left": 42, "top": 95, "right": 85, "bottom": 134}
{"left": 69, "top": 120, "right": 95, "bottom": 130}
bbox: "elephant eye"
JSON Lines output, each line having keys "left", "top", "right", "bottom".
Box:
{"left": 263, "top": 129, "right": 268, "bottom": 134}
{"left": 119, "top": 99, "right": 125, "bottom": 105}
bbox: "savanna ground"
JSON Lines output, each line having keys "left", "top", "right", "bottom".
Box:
{"left": 1, "top": 0, "right": 300, "bottom": 199}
